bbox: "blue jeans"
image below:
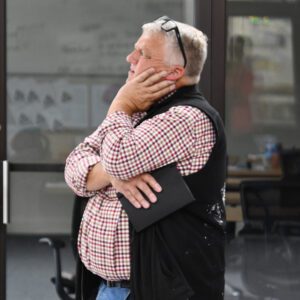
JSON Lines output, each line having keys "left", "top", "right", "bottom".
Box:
{"left": 96, "top": 281, "right": 130, "bottom": 300}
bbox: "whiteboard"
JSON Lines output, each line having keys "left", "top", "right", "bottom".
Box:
{"left": 7, "top": 0, "right": 186, "bottom": 75}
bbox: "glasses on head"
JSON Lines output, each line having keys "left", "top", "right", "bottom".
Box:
{"left": 155, "top": 16, "right": 187, "bottom": 68}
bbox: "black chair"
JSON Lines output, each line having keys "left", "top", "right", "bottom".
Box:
{"left": 240, "top": 180, "right": 300, "bottom": 235}
{"left": 39, "top": 195, "right": 89, "bottom": 300}
{"left": 280, "top": 148, "right": 300, "bottom": 181}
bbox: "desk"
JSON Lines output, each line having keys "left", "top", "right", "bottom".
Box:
{"left": 225, "top": 168, "right": 282, "bottom": 222}
{"left": 227, "top": 168, "right": 282, "bottom": 190}
{"left": 228, "top": 168, "right": 282, "bottom": 177}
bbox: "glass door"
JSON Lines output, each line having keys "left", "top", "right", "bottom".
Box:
{"left": 0, "top": 1, "right": 199, "bottom": 299}
{"left": 225, "top": 1, "right": 300, "bottom": 299}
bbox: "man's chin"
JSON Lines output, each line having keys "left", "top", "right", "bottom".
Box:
{"left": 127, "top": 71, "right": 135, "bottom": 82}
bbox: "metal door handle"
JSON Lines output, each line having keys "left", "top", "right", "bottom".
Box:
{"left": 2, "top": 160, "right": 9, "bottom": 224}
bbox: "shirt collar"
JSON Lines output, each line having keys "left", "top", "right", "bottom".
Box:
{"left": 146, "top": 90, "right": 177, "bottom": 115}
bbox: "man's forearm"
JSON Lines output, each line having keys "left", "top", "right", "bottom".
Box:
{"left": 86, "top": 162, "right": 111, "bottom": 191}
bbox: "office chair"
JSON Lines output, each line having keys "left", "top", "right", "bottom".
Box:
{"left": 39, "top": 195, "right": 89, "bottom": 300}
{"left": 280, "top": 148, "right": 300, "bottom": 181}
{"left": 240, "top": 180, "right": 300, "bottom": 235}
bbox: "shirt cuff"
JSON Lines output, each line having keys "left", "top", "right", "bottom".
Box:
{"left": 73, "top": 156, "right": 102, "bottom": 197}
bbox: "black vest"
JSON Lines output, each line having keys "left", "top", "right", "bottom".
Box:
{"left": 129, "top": 85, "right": 227, "bottom": 300}
{"left": 79, "top": 85, "right": 227, "bottom": 300}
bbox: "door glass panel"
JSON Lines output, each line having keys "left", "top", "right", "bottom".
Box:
{"left": 226, "top": 15, "right": 297, "bottom": 162}
{"left": 7, "top": 172, "right": 74, "bottom": 299}
{"left": 8, "top": 172, "right": 73, "bottom": 234}
{"left": 225, "top": 1, "right": 300, "bottom": 300}
{"left": 6, "top": 0, "right": 189, "bottom": 164}
{"left": 6, "top": 1, "right": 193, "bottom": 299}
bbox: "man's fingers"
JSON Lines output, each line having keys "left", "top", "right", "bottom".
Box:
{"left": 137, "top": 182, "right": 157, "bottom": 203}
{"left": 136, "top": 68, "right": 156, "bottom": 83}
{"left": 116, "top": 174, "right": 162, "bottom": 209}
{"left": 142, "top": 174, "right": 162, "bottom": 193}
{"left": 143, "top": 71, "right": 168, "bottom": 86}
{"left": 152, "top": 84, "right": 176, "bottom": 99}
{"left": 149, "top": 80, "right": 175, "bottom": 93}
{"left": 124, "top": 192, "right": 141, "bottom": 209}
{"left": 130, "top": 189, "right": 150, "bottom": 209}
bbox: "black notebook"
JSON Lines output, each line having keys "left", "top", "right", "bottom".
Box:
{"left": 117, "top": 163, "right": 196, "bottom": 232}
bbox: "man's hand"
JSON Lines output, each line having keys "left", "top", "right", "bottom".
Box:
{"left": 108, "top": 68, "right": 176, "bottom": 116}
{"left": 110, "top": 173, "right": 162, "bottom": 209}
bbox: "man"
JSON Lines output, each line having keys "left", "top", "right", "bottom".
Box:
{"left": 65, "top": 16, "right": 226, "bottom": 300}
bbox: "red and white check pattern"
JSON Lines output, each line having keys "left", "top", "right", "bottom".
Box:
{"left": 65, "top": 105, "right": 216, "bottom": 281}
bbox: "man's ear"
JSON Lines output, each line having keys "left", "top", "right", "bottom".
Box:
{"left": 165, "top": 66, "right": 185, "bottom": 81}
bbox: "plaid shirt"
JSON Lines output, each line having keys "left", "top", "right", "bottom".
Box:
{"left": 65, "top": 104, "right": 216, "bottom": 281}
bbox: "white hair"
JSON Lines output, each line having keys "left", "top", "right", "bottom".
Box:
{"left": 142, "top": 19, "right": 208, "bottom": 83}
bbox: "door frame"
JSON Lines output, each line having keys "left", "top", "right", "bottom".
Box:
{"left": 0, "top": 0, "right": 7, "bottom": 297}
{"left": 195, "top": 0, "right": 226, "bottom": 121}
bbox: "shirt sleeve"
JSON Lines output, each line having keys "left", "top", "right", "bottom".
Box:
{"left": 98, "top": 106, "right": 213, "bottom": 180}
{"left": 64, "top": 125, "right": 106, "bottom": 197}
{"left": 64, "top": 112, "right": 146, "bottom": 196}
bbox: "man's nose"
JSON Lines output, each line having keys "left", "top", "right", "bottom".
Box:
{"left": 126, "top": 50, "right": 138, "bottom": 64}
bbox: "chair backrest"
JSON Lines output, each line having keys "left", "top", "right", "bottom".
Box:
{"left": 71, "top": 196, "right": 89, "bottom": 258}
{"left": 240, "top": 180, "right": 300, "bottom": 232}
{"left": 280, "top": 148, "right": 300, "bottom": 181}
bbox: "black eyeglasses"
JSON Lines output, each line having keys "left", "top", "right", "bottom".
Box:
{"left": 155, "top": 16, "right": 187, "bottom": 68}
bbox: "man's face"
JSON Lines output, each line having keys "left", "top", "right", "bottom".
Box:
{"left": 126, "top": 32, "right": 169, "bottom": 81}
